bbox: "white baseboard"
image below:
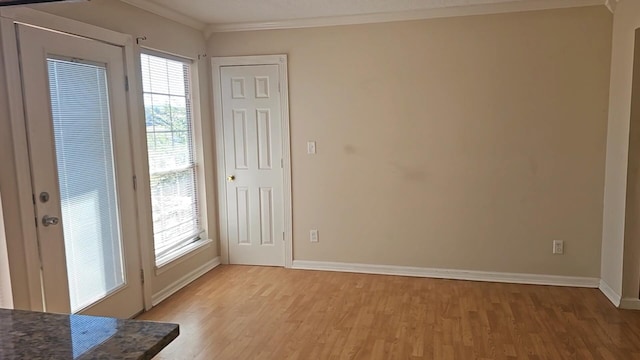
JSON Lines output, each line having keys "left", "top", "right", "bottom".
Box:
{"left": 291, "top": 260, "right": 600, "bottom": 288}
{"left": 620, "top": 297, "right": 640, "bottom": 310}
{"left": 599, "top": 280, "right": 622, "bottom": 307}
{"left": 151, "top": 256, "right": 221, "bottom": 306}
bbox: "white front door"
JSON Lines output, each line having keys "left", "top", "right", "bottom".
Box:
{"left": 220, "top": 65, "right": 284, "bottom": 266}
{"left": 17, "top": 24, "right": 143, "bottom": 318}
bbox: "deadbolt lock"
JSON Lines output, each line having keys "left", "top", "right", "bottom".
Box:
{"left": 39, "top": 192, "right": 50, "bottom": 203}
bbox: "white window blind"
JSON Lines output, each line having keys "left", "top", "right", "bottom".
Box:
{"left": 141, "top": 52, "right": 202, "bottom": 262}
{"left": 48, "top": 58, "right": 125, "bottom": 312}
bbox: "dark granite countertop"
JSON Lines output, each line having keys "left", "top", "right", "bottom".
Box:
{"left": 0, "top": 308, "right": 178, "bottom": 360}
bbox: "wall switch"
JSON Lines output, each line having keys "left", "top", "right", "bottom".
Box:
{"left": 553, "top": 240, "right": 564, "bottom": 255}
{"left": 307, "top": 141, "right": 316, "bottom": 154}
{"left": 310, "top": 229, "right": 319, "bottom": 243}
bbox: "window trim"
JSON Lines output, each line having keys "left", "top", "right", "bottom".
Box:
{"left": 140, "top": 47, "right": 192, "bottom": 66}
{"left": 155, "top": 238, "right": 213, "bottom": 274}
{"left": 140, "top": 47, "right": 210, "bottom": 270}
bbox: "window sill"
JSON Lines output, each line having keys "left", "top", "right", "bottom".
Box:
{"left": 155, "top": 238, "right": 214, "bottom": 274}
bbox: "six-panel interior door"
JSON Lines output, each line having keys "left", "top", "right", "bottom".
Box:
{"left": 220, "top": 65, "right": 285, "bottom": 266}
{"left": 17, "top": 24, "right": 143, "bottom": 318}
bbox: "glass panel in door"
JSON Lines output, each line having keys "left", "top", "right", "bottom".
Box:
{"left": 47, "top": 58, "right": 125, "bottom": 313}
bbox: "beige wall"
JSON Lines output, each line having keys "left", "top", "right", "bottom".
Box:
{"left": 209, "top": 6, "right": 612, "bottom": 277}
{"left": 602, "top": 0, "right": 640, "bottom": 300}
{"left": 0, "top": 0, "right": 218, "bottom": 306}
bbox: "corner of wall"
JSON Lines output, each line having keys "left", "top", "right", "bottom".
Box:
{"left": 599, "top": 0, "right": 639, "bottom": 303}
{"left": 599, "top": 279, "right": 622, "bottom": 307}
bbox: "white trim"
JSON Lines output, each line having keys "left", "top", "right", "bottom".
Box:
{"left": 151, "top": 256, "right": 220, "bottom": 306}
{"left": 211, "top": 60, "right": 228, "bottom": 265}
{"left": 0, "top": 17, "right": 44, "bottom": 311}
{"left": 280, "top": 57, "right": 293, "bottom": 269}
{"left": 204, "top": 0, "right": 605, "bottom": 35}
{"left": 120, "top": 0, "right": 206, "bottom": 31}
{"left": 292, "top": 260, "right": 600, "bottom": 288}
{"left": 620, "top": 298, "right": 640, "bottom": 310}
{"left": 605, "top": 0, "right": 619, "bottom": 13}
{"left": 121, "top": 34, "right": 155, "bottom": 312}
{"left": 211, "top": 55, "right": 293, "bottom": 268}
{"left": 599, "top": 279, "right": 622, "bottom": 307}
{"left": 0, "top": 7, "right": 129, "bottom": 45}
{"left": 127, "top": 33, "right": 155, "bottom": 312}
{"left": 154, "top": 239, "right": 214, "bottom": 273}
{"left": 140, "top": 46, "right": 194, "bottom": 64}
{"left": 0, "top": 194, "right": 13, "bottom": 309}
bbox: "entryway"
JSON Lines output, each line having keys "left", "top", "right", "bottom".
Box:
{"left": 15, "top": 24, "right": 143, "bottom": 318}
{"left": 212, "top": 55, "right": 293, "bottom": 267}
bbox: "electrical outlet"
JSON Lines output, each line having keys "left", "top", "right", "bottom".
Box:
{"left": 310, "top": 229, "right": 319, "bottom": 243}
{"left": 553, "top": 240, "right": 564, "bottom": 255}
{"left": 307, "top": 141, "right": 316, "bottom": 154}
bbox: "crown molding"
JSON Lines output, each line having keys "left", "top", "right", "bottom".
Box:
{"left": 605, "top": 0, "right": 619, "bottom": 13}
{"left": 119, "top": 0, "right": 607, "bottom": 36}
{"left": 205, "top": 0, "right": 605, "bottom": 36}
{"left": 120, "top": 0, "right": 205, "bottom": 31}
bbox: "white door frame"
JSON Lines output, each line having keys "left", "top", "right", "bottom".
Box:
{"left": 211, "top": 55, "right": 293, "bottom": 268}
{"left": 0, "top": 7, "right": 153, "bottom": 311}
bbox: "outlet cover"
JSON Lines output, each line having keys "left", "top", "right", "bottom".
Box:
{"left": 553, "top": 240, "right": 564, "bottom": 255}
{"left": 310, "top": 229, "right": 319, "bottom": 243}
{"left": 307, "top": 141, "right": 316, "bottom": 154}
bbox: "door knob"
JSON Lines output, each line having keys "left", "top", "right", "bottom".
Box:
{"left": 42, "top": 215, "right": 59, "bottom": 227}
{"left": 227, "top": 175, "right": 235, "bottom": 182}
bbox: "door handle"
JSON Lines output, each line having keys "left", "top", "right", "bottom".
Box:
{"left": 227, "top": 175, "right": 235, "bottom": 182}
{"left": 42, "top": 215, "right": 59, "bottom": 227}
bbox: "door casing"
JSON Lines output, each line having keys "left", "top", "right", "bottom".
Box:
{"left": 212, "top": 55, "right": 293, "bottom": 267}
{"left": 0, "top": 7, "right": 154, "bottom": 312}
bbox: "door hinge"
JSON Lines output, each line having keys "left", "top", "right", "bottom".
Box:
{"left": 32, "top": 194, "right": 36, "bottom": 205}
{"left": 282, "top": 232, "right": 285, "bottom": 241}
{"left": 278, "top": 82, "right": 281, "bottom": 93}
{"left": 281, "top": 158, "right": 283, "bottom": 168}
{"left": 140, "top": 269, "right": 145, "bottom": 284}
{"left": 125, "top": 76, "right": 129, "bottom": 92}
{"left": 34, "top": 216, "right": 38, "bottom": 228}
{"left": 133, "top": 175, "right": 137, "bottom": 190}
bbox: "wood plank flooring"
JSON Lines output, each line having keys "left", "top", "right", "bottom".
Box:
{"left": 137, "top": 265, "right": 640, "bottom": 359}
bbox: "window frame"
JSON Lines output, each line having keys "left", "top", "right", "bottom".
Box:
{"left": 139, "top": 47, "right": 210, "bottom": 270}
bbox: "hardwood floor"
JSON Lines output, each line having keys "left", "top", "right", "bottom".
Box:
{"left": 137, "top": 265, "right": 640, "bottom": 359}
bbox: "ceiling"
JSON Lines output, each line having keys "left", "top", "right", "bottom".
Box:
{"left": 121, "top": 0, "right": 609, "bottom": 32}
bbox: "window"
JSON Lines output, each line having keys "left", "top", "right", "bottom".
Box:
{"left": 141, "top": 52, "right": 202, "bottom": 265}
